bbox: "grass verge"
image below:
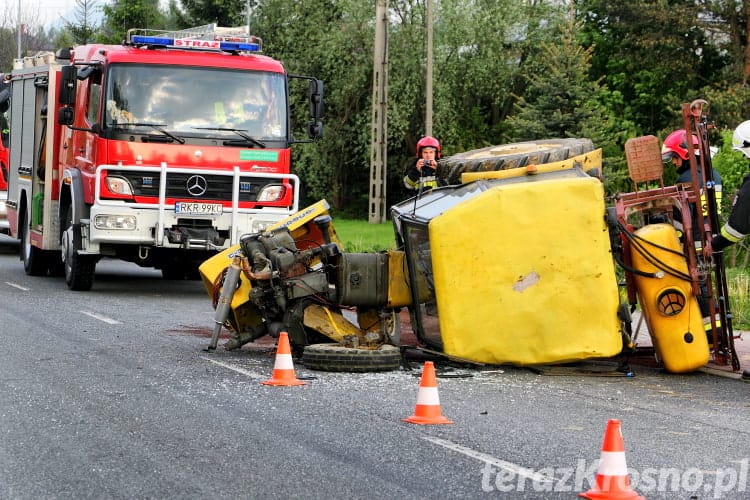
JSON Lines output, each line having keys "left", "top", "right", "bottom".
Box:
{"left": 332, "top": 218, "right": 397, "bottom": 252}
{"left": 725, "top": 268, "right": 750, "bottom": 330}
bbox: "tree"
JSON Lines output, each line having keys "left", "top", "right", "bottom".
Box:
{"left": 100, "top": 0, "right": 166, "bottom": 44}
{"left": 250, "top": 0, "right": 375, "bottom": 211}
{"left": 246, "top": 0, "right": 571, "bottom": 212}
{"left": 506, "top": 15, "right": 633, "bottom": 193}
{"left": 432, "top": 0, "right": 545, "bottom": 149}
{"left": 62, "top": 0, "right": 101, "bottom": 45}
{"left": 576, "top": 0, "right": 729, "bottom": 135}
{"left": 690, "top": 0, "right": 750, "bottom": 132}
{"left": 177, "top": 0, "right": 248, "bottom": 27}
{"left": 0, "top": 3, "right": 48, "bottom": 71}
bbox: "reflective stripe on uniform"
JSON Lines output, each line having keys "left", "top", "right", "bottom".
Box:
{"left": 404, "top": 175, "right": 437, "bottom": 190}
{"left": 720, "top": 223, "right": 745, "bottom": 243}
{"left": 701, "top": 185, "right": 722, "bottom": 216}
{"left": 404, "top": 176, "right": 419, "bottom": 189}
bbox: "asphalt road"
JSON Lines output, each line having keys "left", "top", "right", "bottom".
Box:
{"left": 0, "top": 237, "right": 748, "bottom": 499}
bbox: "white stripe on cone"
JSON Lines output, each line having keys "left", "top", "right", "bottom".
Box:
{"left": 597, "top": 451, "right": 629, "bottom": 476}
{"left": 273, "top": 353, "right": 295, "bottom": 370}
{"left": 415, "top": 386, "right": 440, "bottom": 405}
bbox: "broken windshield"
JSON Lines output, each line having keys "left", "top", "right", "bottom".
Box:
{"left": 104, "top": 64, "right": 287, "bottom": 140}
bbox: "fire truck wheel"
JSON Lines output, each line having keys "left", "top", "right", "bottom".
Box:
{"left": 62, "top": 206, "right": 96, "bottom": 291}
{"left": 21, "top": 210, "right": 48, "bottom": 276}
{"left": 301, "top": 343, "right": 402, "bottom": 372}
{"left": 436, "top": 138, "right": 595, "bottom": 185}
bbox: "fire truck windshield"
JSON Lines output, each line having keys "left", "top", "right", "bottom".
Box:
{"left": 104, "top": 64, "right": 286, "bottom": 140}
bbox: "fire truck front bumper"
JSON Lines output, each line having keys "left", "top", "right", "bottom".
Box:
{"left": 86, "top": 206, "right": 291, "bottom": 251}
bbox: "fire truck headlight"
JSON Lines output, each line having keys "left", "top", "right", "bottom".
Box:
{"left": 106, "top": 176, "right": 134, "bottom": 196}
{"left": 257, "top": 184, "right": 285, "bottom": 202}
{"left": 251, "top": 220, "right": 276, "bottom": 233}
{"left": 94, "top": 215, "right": 137, "bottom": 230}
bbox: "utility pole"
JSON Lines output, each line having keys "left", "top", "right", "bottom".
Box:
{"left": 251, "top": 0, "right": 252, "bottom": 36}
{"left": 369, "top": 0, "right": 389, "bottom": 224}
{"left": 17, "top": 0, "right": 22, "bottom": 59}
{"left": 425, "top": 0, "right": 433, "bottom": 136}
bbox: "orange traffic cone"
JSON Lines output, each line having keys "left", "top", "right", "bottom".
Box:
{"left": 402, "top": 361, "right": 453, "bottom": 425}
{"left": 580, "top": 419, "right": 645, "bottom": 500}
{"left": 261, "top": 332, "right": 306, "bottom": 386}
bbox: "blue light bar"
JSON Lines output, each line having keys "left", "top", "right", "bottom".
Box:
{"left": 219, "top": 41, "right": 261, "bottom": 52}
{"left": 130, "top": 35, "right": 174, "bottom": 45}
{"left": 129, "top": 35, "right": 261, "bottom": 52}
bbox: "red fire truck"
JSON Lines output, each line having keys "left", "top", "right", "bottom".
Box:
{"left": 0, "top": 25, "right": 324, "bottom": 290}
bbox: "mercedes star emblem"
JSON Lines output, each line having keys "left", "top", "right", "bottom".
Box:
{"left": 186, "top": 175, "right": 208, "bottom": 196}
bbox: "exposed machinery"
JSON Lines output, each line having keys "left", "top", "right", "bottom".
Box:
{"left": 0, "top": 24, "right": 324, "bottom": 290}
{"left": 200, "top": 200, "right": 408, "bottom": 371}
{"left": 201, "top": 107, "right": 740, "bottom": 374}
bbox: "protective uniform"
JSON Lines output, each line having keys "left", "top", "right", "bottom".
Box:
{"left": 404, "top": 136, "right": 440, "bottom": 191}
{"left": 712, "top": 121, "right": 750, "bottom": 250}
{"left": 662, "top": 129, "right": 723, "bottom": 215}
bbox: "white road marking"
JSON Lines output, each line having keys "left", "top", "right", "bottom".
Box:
{"left": 5, "top": 282, "right": 29, "bottom": 291}
{"left": 422, "top": 436, "right": 555, "bottom": 484}
{"left": 200, "top": 356, "right": 263, "bottom": 378}
{"left": 80, "top": 311, "right": 121, "bottom": 324}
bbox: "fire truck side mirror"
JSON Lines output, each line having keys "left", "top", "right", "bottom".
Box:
{"left": 0, "top": 88, "right": 9, "bottom": 114}
{"left": 58, "top": 107, "right": 74, "bottom": 126}
{"left": 308, "top": 79, "right": 324, "bottom": 120}
{"left": 55, "top": 48, "right": 72, "bottom": 61}
{"left": 59, "top": 65, "right": 77, "bottom": 106}
{"left": 307, "top": 120, "right": 323, "bottom": 140}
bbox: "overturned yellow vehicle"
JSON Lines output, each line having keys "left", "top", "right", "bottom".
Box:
{"left": 199, "top": 143, "right": 628, "bottom": 370}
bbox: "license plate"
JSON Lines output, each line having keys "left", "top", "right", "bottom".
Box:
{"left": 174, "top": 202, "right": 223, "bottom": 215}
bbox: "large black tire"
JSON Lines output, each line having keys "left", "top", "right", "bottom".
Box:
{"left": 21, "top": 210, "right": 48, "bottom": 276}
{"left": 302, "top": 344, "right": 402, "bottom": 373}
{"left": 437, "top": 138, "right": 595, "bottom": 185}
{"left": 61, "top": 205, "right": 96, "bottom": 291}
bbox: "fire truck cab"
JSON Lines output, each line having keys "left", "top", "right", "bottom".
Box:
{"left": 2, "top": 25, "right": 324, "bottom": 290}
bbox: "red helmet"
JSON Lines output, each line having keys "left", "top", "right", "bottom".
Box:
{"left": 416, "top": 136, "right": 441, "bottom": 158}
{"left": 661, "top": 130, "right": 699, "bottom": 161}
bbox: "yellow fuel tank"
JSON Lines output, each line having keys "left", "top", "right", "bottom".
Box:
{"left": 630, "top": 224, "right": 709, "bottom": 373}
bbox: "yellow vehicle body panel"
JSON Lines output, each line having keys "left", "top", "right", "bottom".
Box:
{"left": 630, "top": 224, "right": 709, "bottom": 373}
{"left": 429, "top": 174, "right": 622, "bottom": 365}
{"left": 386, "top": 250, "right": 412, "bottom": 308}
{"left": 199, "top": 244, "right": 259, "bottom": 333}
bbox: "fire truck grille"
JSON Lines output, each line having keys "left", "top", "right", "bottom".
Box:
{"left": 110, "top": 171, "right": 275, "bottom": 202}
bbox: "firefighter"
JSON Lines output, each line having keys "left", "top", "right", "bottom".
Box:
{"left": 712, "top": 121, "right": 750, "bottom": 251}
{"left": 662, "top": 128, "right": 723, "bottom": 237}
{"left": 662, "top": 129, "right": 723, "bottom": 194}
{"left": 404, "top": 136, "right": 440, "bottom": 191}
